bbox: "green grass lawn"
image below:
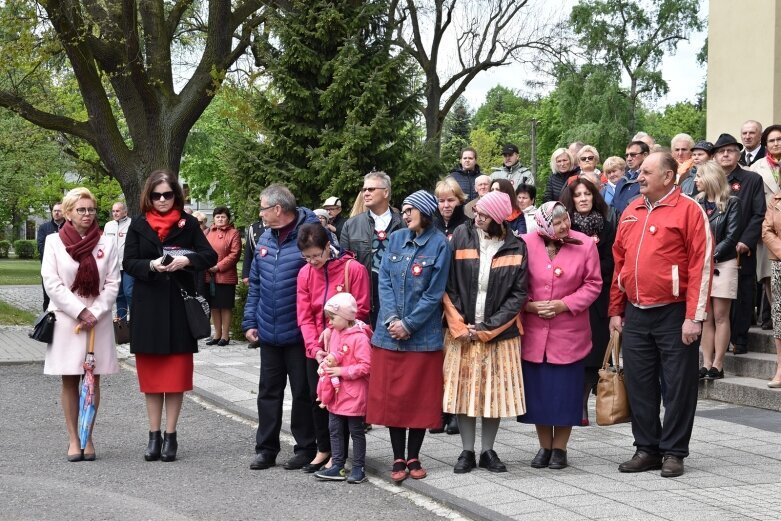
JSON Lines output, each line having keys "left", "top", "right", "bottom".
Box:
{"left": 0, "top": 300, "right": 36, "bottom": 325}
{"left": 0, "top": 258, "right": 41, "bottom": 285}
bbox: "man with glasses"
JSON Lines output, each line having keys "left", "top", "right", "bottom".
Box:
{"left": 339, "top": 171, "right": 402, "bottom": 328}
{"left": 740, "top": 120, "right": 765, "bottom": 167}
{"left": 104, "top": 201, "right": 133, "bottom": 315}
{"left": 36, "top": 202, "right": 65, "bottom": 311}
{"left": 449, "top": 147, "right": 483, "bottom": 202}
{"left": 322, "top": 196, "right": 346, "bottom": 241}
{"left": 242, "top": 184, "right": 320, "bottom": 471}
{"left": 491, "top": 143, "right": 534, "bottom": 188}
{"left": 611, "top": 141, "right": 650, "bottom": 213}
{"left": 711, "top": 133, "right": 766, "bottom": 355}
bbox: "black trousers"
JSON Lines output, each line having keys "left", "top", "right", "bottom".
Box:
{"left": 329, "top": 413, "right": 366, "bottom": 468}
{"left": 731, "top": 252, "right": 757, "bottom": 347}
{"left": 306, "top": 358, "right": 332, "bottom": 453}
{"left": 255, "top": 342, "right": 317, "bottom": 458}
{"left": 622, "top": 303, "right": 699, "bottom": 458}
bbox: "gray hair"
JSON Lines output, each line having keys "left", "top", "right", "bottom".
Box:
{"left": 670, "top": 133, "right": 694, "bottom": 148}
{"left": 551, "top": 203, "right": 568, "bottom": 220}
{"left": 113, "top": 201, "right": 127, "bottom": 211}
{"left": 364, "top": 170, "right": 392, "bottom": 199}
{"left": 260, "top": 183, "right": 297, "bottom": 213}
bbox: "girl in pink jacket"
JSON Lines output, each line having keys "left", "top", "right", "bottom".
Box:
{"left": 314, "top": 292, "right": 372, "bottom": 484}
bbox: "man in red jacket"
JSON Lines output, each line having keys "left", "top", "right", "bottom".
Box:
{"left": 609, "top": 152, "right": 713, "bottom": 478}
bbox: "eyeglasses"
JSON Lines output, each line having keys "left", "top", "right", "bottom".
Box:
{"left": 473, "top": 211, "right": 489, "bottom": 221}
{"left": 579, "top": 156, "right": 595, "bottom": 161}
{"left": 74, "top": 207, "right": 97, "bottom": 215}
{"left": 151, "top": 191, "right": 175, "bottom": 201}
{"left": 715, "top": 148, "right": 739, "bottom": 155}
{"left": 625, "top": 152, "right": 644, "bottom": 158}
{"left": 401, "top": 208, "right": 414, "bottom": 216}
{"left": 301, "top": 248, "right": 328, "bottom": 262}
{"left": 361, "top": 186, "right": 385, "bottom": 193}
{"left": 767, "top": 138, "right": 781, "bottom": 145}
{"left": 259, "top": 204, "right": 278, "bottom": 213}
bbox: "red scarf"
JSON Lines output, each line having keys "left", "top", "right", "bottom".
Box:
{"left": 767, "top": 154, "right": 780, "bottom": 184}
{"left": 59, "top": 220, "right": 101, "bottom": 298}
{"left": 146, "top": 209, "right": 181, "bottom": 242}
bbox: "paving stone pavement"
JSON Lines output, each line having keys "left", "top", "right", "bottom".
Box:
{"left": 3, "top": 285, "right": 781, "bottom": 520}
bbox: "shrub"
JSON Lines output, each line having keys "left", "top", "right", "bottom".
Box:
{"left": 0, "top": 240, "right": 10, "bottom": 258}
{"left": 13, "top": 240, "right": 37, "bottom": 259}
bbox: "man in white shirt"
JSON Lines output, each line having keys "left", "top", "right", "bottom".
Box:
{"left": 740, "top": 120, "right": 765, "bottom": 167}
{"left": 104, "top": 201, "right": 133, "bottom": 315}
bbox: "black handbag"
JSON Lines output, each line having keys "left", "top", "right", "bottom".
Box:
{"left": 174, "top": 278, "right": 211, "bottom": 339}
{"left": 30, "top": 311, "right": 56, "bottom": 343}
{"left": 113, "top": 308, "right": 130, "bottom": 345}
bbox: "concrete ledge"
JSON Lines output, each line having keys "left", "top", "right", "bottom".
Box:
{"left": 699, "top": 375, "right": 781, "bottom": 411}
{"left": 722, "top": 351, "right": 777, "bottom": 378}
{"left": 746, "top": 327, "right": 776, "bottom": 354}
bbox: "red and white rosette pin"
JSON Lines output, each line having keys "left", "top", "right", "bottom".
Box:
{"left": 649, "top": 225, "right": 657, "bottom": 235}
{"left": 178, "top": 219, "right": 186, "bottom": 228}
{"left": 259, "top": 247, "right": 268, "bottom": 257}
{"left": 96, "top": 249, "right": 104, "bottom": 259}
{"left": 342, "top": 344, "right": 349, "bottom": 353}
{"left": 731, "top": 182, "right": 741, "bottom": 192}
{"left": 553, "top": 267, "right": 563, "bottom": 277}
{"left": 411, "top": 263, "right": 423, "bottom": 277}
{"left": 376, "top": 230, "right": 387, "bottom": 241}
{"left": 335, "top": 284, "right": 344, "bottom": 292}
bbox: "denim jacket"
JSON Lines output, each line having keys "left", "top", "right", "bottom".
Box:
{"left": 371, "top": 225, "right": 450, "bottom": 352}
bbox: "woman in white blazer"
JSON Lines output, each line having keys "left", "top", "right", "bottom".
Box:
{"left": 41, "top": 187, "right": 120, "bottom": 462}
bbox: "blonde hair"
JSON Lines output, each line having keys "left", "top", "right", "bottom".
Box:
{"left": 550, "top": 148, "right": 575, "bottom": 173}
{"left": 349, "top": 192, "right": 366, "bottom": 218}
{"left": 61, "top": 187, "right": 97, "bottom": 215}
{"left": 324, "top": 309, "right": 356, "bottom": 328}
{"left": 602, "top": 156, "right": 626, "bottom": 174}
{"left": 578, "top": 145, "right": 600, "bottom": 165}
{"left": 694, "top": 160, "right": 730, "bottom": 212}
{"left": 435, "top": 176, "right": 467, "bottom": 204}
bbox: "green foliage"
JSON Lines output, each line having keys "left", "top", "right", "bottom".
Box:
{"left": 231, "top": 281, "right": 249, "bottom": 341}
{"left": 0, "top": 299, "right": 36, "bottom": 326}
{"left": 441, "top": 97, "right": 472, "bottom": 164}
{"left": 643, "top": 102, "right": 707, "bottom": 147}
{"left": 469, "top": 127, "right": 502, "bottom": 172}
{"left": 0, "top": 258, "right": 41, "bottom": 284}
{"left": 0, "top": 240, "right": 9, "bottom": 258}
{"left": 12, "top": 240, "right": 36, "bottom": 259}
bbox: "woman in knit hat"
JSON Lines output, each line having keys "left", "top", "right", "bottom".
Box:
{"left": 367, "top": 190, "right": 451, "bottom": 483}
{"left": 517, "top": 201, "right": 601, "bottom": 470}
{"left": 442, "top": 191, "right": 529, "bottom": 474}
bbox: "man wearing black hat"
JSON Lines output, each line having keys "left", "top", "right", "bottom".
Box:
{"left": 740, "top": 120, "right": 765, "bottom": 167}
{"left": 712, "top": 133, "right": 766, "bottom": 355}
{"left": 491, "top": 143, "right": 534, "bottom": 188}
{"left": 680, "top": 141, "right": 713, "bottom": 197}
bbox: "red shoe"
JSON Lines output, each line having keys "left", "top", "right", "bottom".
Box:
{"left": 407, "top": 458, "right": 427, "bottom": 479}
{"left": 390, "top": 459, "right": 408, "bottom": 483}
{"left": 581, "top": 418, "right": 590, "bottom": 426}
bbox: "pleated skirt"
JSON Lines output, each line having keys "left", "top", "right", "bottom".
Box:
{"left": 442, "top": 332, "right": 525, "bottom": 418}
{"left": 136, "top": 353, "right": 194, "bottom": 393}
{"left": 366, "top": 347, "right": 444, "bottom": 429}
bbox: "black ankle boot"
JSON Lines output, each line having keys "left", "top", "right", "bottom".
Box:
{"left": 144, "top": 431, "right": 162, "bottom": 461}
{"left": 161, "top": 431, "right": 178, "bottom": 462}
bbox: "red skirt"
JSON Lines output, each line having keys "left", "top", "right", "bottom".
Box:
{"left": 366, "top": 347, "right": 444, "bottom": 429}
{"left": 136, "top": 353, "right": 194, "bottom": 393}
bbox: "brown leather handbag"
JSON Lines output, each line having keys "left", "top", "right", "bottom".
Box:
{"left": 596, "top": 331, "right": 631, "bottom": 426}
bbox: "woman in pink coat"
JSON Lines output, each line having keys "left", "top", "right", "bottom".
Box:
{"left": 518, "top": 201, "right": 601, "bottom": 470}
{"left": 296, "top": 223, "right": 370, "bottom": 472}
{"left": 41, "top": 187, "right": 121, "bottom": 462}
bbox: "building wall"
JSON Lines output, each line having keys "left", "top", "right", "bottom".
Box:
{"left": 707, "top": 0, "right": 781, "bottom": 138}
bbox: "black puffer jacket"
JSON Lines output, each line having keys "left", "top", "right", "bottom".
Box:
{"left": 700, "top": 196, "right": 742, "bottom": 263}
{"left": 434, "top": 204, "right": 469, "bottom": 239}
{"left": 443, "top": 220, "right": 528, "bottom": 343}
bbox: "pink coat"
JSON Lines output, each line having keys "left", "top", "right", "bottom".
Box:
{"left": 296, "top": 251, "right": 370, "bottom": 359}
{"left": 521, "top": 230, "right": 601, "bottom": 364}
{"left": 324, "top": 323, "right": 372, "bottom": 417}
{"left": 41, "top": 233, "right": 121, "bottom": 375}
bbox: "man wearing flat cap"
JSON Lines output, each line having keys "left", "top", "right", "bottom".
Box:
{"left": 680, "top": 141, "right": 713, "bottom": 198}
{"left": 712, "top": 133, "right": 766, "bottom": 355}
{"left": 322, "top": 196, "right": 346, "bottom": 241}
{"left": 491, "top": 143, "right": 534, "bottom": 188}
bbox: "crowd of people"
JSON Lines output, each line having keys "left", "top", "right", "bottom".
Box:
{"left": 38, "top": 120, "right": 781, "bottom": 482}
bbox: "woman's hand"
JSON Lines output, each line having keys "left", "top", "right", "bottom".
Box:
{"left": 315, "top": 349, "right": 328, "bottom": 364}
{"left": 158, "top": 256, "right": 191, "bottom": 272}
{"left": 388, "top": 320, "right": 410, "bottom": 340}
{"left": 324, "top": 365, "right": 342, "bottom": 377}
{"left": 208, "top": 266, "right": 218, "bottom": 273}
{"left": 77, "top": 308, "right": 97, "bottom": 330}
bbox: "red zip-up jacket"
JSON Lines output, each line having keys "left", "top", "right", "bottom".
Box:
{"left": 609, "top": 187, "right": 713, "bottom": 321}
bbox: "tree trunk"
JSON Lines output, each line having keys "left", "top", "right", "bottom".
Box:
{"left": 423, "top": 81, "right": 443, "bottom": 159}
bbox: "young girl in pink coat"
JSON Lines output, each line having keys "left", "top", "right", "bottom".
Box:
{"left": 314, "top": 292, "right": 372, "bottom": 484}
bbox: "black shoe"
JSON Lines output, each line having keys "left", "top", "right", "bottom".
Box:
{"left": 453, "top": 450, "right": 476, "bottom": 474}
{"left": 548, "top": 449, "right": 568, "bottom": 470}
{"left": 144, "top": 430, "right": 162, "bottom": 461}
{"left": 733, "top": 345, "right": 748, "bottom": 355}
{"left": 698, "top": 367, "right": 708, "bottom": 379}
{"left": 618, "top": 451, "right": 662, "bottom": 473}
{"left": 283, "top": 452, "right": 312, "bottom": 470}
{"left": 445, "top": 415, "right": 460, "bottom": 435}
{"left": 705, "top": 367, "right": 724, "bottom": 380}
{"left": 429, "top": 414, "right": 447, "bottom": 434}
{"left": 478, "top": 449, "right": 507, "bottom": 472}
{"left": 762, "top": 321, "right": 773, "bottom": 330}
{"left": 660, "top": 455, "right": 684, "bottom": 477}
{"left": 530, "top": 448, "right": 552, "bottom": 468}
{"left": 67, "top": 450, "right": 83, "bottom": 462}
{"left": 301, "top": 454, "right": 330, "bottom": 473}
{"left": 204, "top": 338, "right": 219, "bottom": 346}
{"left": 217, "top": 338, "right": 229, "bottom": 346}
{"left": 160, "top": 432, "right": 178, "bottom": 462}
{"left": 250, "top": 453, "right": 276, "bottom": 470}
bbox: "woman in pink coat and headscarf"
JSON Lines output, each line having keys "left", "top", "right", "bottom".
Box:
{"left": 518, "top": 201, "right": 601, "bottom": 470}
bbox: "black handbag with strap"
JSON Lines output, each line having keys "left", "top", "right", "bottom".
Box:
{"left": 173, "top": 277, "right": 211, "bottom": 340}
{"left": 30, "top": 311, "right": 56, "bottom": 343}
{"left": 113, "top": 308, "right": 130, "bottom": 345}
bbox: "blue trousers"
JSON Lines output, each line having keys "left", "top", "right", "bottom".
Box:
{"left": 116, "top": 271, "right": 134, "bottom": 316}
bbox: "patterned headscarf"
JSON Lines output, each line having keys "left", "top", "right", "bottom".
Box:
{"left": 534, "top": 201, "right": 582, "bottom": 245}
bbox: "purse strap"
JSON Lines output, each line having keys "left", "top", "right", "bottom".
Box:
{"left": 602, "top": 330, "right": 621, "bottom": 370}
{"left": 343, "top": 259, "right": 352, "bottom": 294}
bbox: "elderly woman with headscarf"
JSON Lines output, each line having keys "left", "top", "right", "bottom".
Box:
{"left": 518, "top": 201, "right": 601, "bottom": 470}
{"left": 442, "top": 191, "right": 528, "bottom": 474}
{"left": 367, "top": 190, "right": 450, "bottom": 483}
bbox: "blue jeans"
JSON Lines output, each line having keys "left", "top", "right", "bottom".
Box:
{"left": 116, "top": 271, "right": 134, "bottom": 316}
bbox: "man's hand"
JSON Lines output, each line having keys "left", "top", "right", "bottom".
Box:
{"left": 609, "top": 316, "right": 623, "bottom": 334}
{"left": 682, "top": 319, "right": 702, "bottom": 346}
{"left": 245, "top": 328, "right": 259, "bottom": 343}
{"left": 736, "top": 242, "right": 750, "bottom": 255}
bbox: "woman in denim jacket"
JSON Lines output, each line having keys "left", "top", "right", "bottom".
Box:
{"left": 367, "top": 190, "right": 450, "bottom": 483}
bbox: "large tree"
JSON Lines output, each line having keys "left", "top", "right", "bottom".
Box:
{"left": 0, "top": 0, "right": 268, "bottom": 214}
{"left": 391, "top": 0, "right": 558, "bottom": 157}
{"left": 570, "top": 0, "right": 704, "bottom": 134}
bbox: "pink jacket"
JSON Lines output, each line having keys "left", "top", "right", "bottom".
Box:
{"left": 296, "top": 251, "right": 370, "bottom": 359}
{"left": 520, "top": 230, "right": 602, "bottom": 364}
{"left": 325, "top": 323, "right": 372, "bottom": 417}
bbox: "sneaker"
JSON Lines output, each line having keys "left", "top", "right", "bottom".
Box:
{"left": 347, "top": 466, "right": 367, "bottom": 484}
{"left": 705, "top": 367, "right": 724, "bottom": 380}
{"left": 698, "top": 367, "right": 708, "bottom": 379}
{"left": 314, "top": 465, "right": 346, "bottom": 481}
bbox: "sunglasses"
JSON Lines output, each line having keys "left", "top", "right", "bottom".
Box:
{"left": 625, "top": 152, "right": 643, "bottom": 158}
{"left": 579, "top": 156, "right": 595, "bottom": 161}
{"left": 361, "top": 187, "right": 385, "bottom": 193}
{"left": 151, "top": 191, "right": 175, "bottom": 201}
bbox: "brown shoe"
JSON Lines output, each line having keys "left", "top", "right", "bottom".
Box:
{"left": 660, "top": 455, "right": 684, "bottom": 477}
{"left": 618, "top": 451, "right": 662, "bottom": 473}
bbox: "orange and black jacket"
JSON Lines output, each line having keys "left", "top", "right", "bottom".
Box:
{"left": 443, "top": 220, "right": 528, "bottom": 344}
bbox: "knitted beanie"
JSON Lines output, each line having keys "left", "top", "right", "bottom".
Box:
{"left": 402, "top": 190, "right": 438, "bottom": 217}
{"left": 324, "top": 292, "right": 358, "bottom": 321}
{"left": 474, "top": 191, "right": 512, "bottom": 223}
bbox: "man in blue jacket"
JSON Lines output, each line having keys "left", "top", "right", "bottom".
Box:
{"left": 243, "top": 184, "right": 320, "bottom": 471}
{"left": 611, "top": 141, "right": 650, "bottom": 214}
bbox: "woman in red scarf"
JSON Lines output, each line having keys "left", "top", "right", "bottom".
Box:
{"left": 123, "top": 170, "right": 217, "bottom": 462}
{"left": 42, "top": 187, "right": 121, "bottom": 461}
{"left": 204, "top": 206, "right": 241, "bottom": 346}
